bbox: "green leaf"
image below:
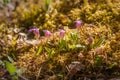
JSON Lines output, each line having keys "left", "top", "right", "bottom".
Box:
{"left": 4, "top": 60, "right": 17, "bottom": 75}
{"left": 47, "top": 41, "right": 54, "bottom": 46}
{"left": 70, "top": 32, "right": 78, "bottom": 43}
{"left": 0, "top": 60, "right": 5, "bottom": 66}
{"left": 36, "top": 46, "right": 42, "bottom": 56}
{"left": 7, "top": 56, "right": 14, "bottom": 63}
{"left": 45, "top": 47, "right": 51, "bottom": 53}
{"left": 46, "top": 0, "right": 50, "bottom": 10}
{"left": 51, "top": 49, "right": 55, "bottom": 55}
{"left": 59, "top": 39, "right": 66, "bottom": 50}
{"left": 0, "top": 0, "right": 10, "bottom": 4}
{"left": 48, "top": 49, "right": 55, "bottom": 60}
{"left": 76, "top": 44, "right": 85, "bottom": 49}
{"left": 3, "top": 0, "right": 10, "bottom": 3}
{"left": 92, "top": 37, "right": 104, "bottom": 48}
{"left": 68, "top": 44, "right": 75, "bottom": 50}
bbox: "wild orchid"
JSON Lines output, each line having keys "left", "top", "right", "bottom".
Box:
{"left": 75, "top": 20, "right": 82, "bottom": 29}
{"left": 87, "top": 37, "right": 93, "bottom": 44}
{"left": 28, "top": 28, "right": 40, "bottom": 39}
{"left": 43, "top": 30, "right": 51, "bottom": 38}
{"left": 59, "top": 29, "right": 66, "bottom": 38}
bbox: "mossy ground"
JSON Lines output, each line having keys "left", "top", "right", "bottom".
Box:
{"left": 0, "top": 0, "right": 120, "bottom": 80}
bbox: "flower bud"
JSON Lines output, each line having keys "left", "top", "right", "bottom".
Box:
{"left": 43, "top": 30, "right": 51, "bottom": 38}
{"left": 59, "top": 29, "right": 66, "bottom": 38}
{"left": 87, "top": 37, "right": 93, "bottom": 43}
{"left": 75, "top": 20, "right": 82, "bottom": 28}
{"left": 28, "top": 28, "right": 40, "bottom": 38}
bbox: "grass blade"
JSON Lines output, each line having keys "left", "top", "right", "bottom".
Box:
{"left": 36, "top": 46, "right": 43, "bottom": 56}
{"left": 46, "top": 0, "right": 50, "bottom": 10}
{"left": 92, "top": 37, "right": 104, "bottom": 48}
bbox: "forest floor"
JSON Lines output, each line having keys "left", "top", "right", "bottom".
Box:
{"left": 0, "top": 0, "right": 120, "bottom": 80}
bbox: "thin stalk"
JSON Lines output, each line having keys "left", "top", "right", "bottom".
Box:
{"left": 18, "top": 75, "right": 28, "bottom": 80}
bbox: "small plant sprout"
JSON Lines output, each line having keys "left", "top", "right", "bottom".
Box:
{"left": 43, "top": 30, "right": 52, "bottom": 39}
{"left": 59, "top": 29, "right": 66, "bottom": 38}
{"left": 28, "top": 28, "right": 40, "bottom": 39}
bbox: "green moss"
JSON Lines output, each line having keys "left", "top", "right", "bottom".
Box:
{"left": 15, "top": 5, "right": 45, "bottom": 29}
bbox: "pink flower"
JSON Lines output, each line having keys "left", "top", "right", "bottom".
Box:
{"left": 43, "top": 30, "right": 51, "bottom": 38}
{"left": 78, "top": 52, "right": 84, "bottom": 59}
{"left": 59, "top": 29, "right": 66, "bottom": 38}
{"left": 87, "top": 37, "right": 93, "bottom": 43}
{"left": 28, "top": 28, "right": 40, "bottom": 38}
{"left": 95, "top": 46, "right": 104, "bottom": 54}
{"left": 75, "top": 20, "right": 82, "bottom": 28}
